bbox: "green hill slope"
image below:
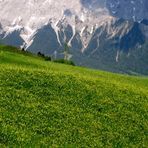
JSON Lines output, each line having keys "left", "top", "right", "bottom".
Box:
{"left": 0, "top": 45, "right": 148, "bottom": 147}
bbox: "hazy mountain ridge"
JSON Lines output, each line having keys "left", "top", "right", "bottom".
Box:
{"left": 0, "top": 0, "right": 148, "bottom": 74}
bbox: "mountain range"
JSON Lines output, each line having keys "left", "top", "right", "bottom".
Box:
{"left": 0, "top": 0, "right": 148, "bottom": 75}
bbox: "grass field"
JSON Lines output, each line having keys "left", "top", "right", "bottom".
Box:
{"left": 0, "top": 45, "right": 148, "bottom": 147}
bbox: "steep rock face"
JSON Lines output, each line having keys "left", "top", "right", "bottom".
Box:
{"left": 0, "top": 23, "right": 2, "bottom": 31}
{"left": 0, "top": 0, "right": 147, "bottom": 51}
{"left": 0, "top": 23, "right": 4, "bottom": 39}
{"left": 27, "top": 24, "right": 61, "bottom": 55}
{"left": 141, "top": 19, "right": 148, "bottom": 25}
{"left": 80, "top": 0, "right": 148, "bottom": 21}
{"left": 0, "top": 29, "right": 24, "bottom": 47}
{"left": 81, "top": 19, "right": 147, "bottom": 67}
{"left": 106, "top": 0, "right": 148, "bottom": 21}
{"left": 119, "top": 22, "right": 145, "bottom": 51}
{"left": 0, "top": 0, "right": 148, "bottom": 75}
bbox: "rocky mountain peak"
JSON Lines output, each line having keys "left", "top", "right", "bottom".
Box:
{"left": 0, "top": 0, "right": 148, "bottom": 75}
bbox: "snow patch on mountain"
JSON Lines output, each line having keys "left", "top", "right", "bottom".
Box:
{"left": 0, "top": 0, "right": 147, "bottom": 53}
{"left": 0, "top": 0, "right": 112, "bottom": 49}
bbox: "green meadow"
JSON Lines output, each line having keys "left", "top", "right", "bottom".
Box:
{"left": 0, "top": 45, "right": 148, "bottom": 147}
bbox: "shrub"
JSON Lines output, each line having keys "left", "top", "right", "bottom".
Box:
{"left": 37, "top": 52, "right": 51, "bottom": 61}
{"left": 44, "top": 56, "right": 51, "bottom": 61}
{"left": 22, "top": 48, "right": 25, "bottom": 51}
{"left": 37, "top": 52, "right": 45, "bottom": 57}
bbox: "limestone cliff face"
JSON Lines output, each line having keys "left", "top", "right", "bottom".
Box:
{"left": 106, "top": 0, "right": 148, "bottom": 21}
{"left": 0, "top": 0, "right": 148, "bottom": 75}
{"left": 81, "top": 0, "right": 148, "bottom": 21}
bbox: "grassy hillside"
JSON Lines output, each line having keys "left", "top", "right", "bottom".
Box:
{"left": 0, "top": 45, "right": 148, "bottom": 147}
